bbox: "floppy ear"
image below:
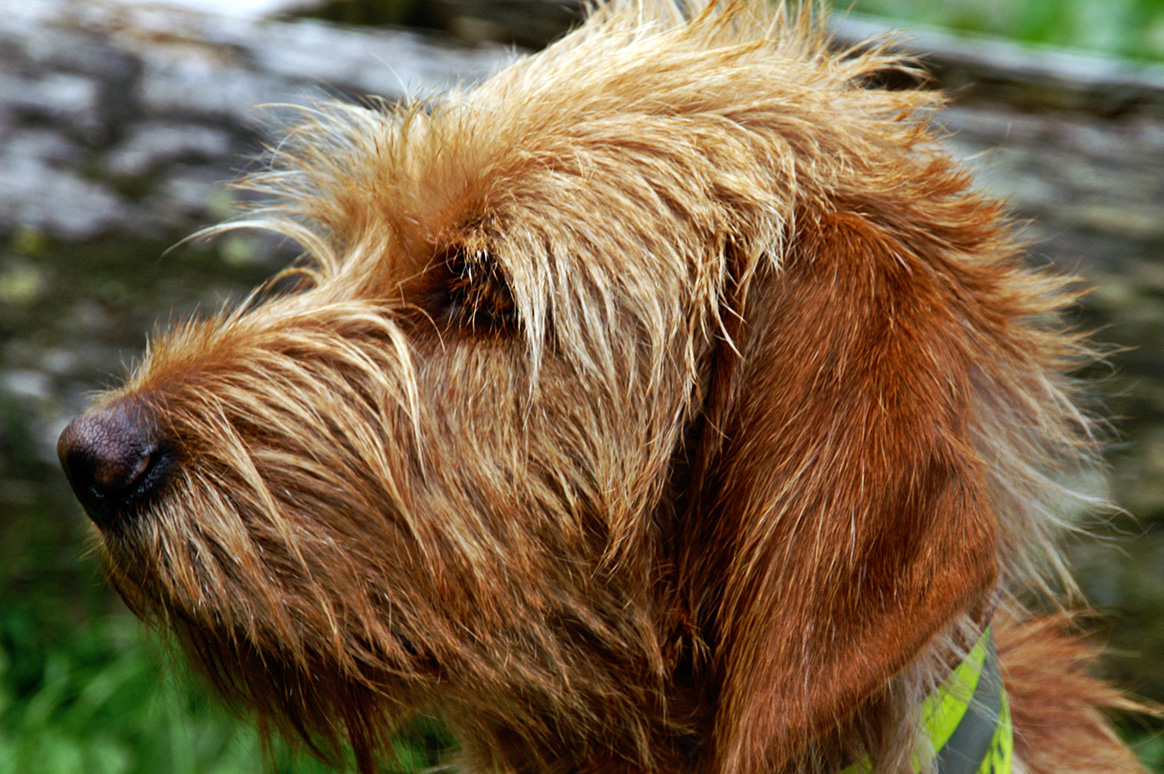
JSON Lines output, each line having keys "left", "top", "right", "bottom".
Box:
{"left": 688, "top": 206, "right": 1007, "bottom": 774}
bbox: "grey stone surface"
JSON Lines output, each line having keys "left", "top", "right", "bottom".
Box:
{"left": 0, "top": 131, "right": 127, "bottom": 239}
{"left": 105, "top": 123, "right": 234, "bottom": 178}
{"left": 0, "top": 0, "right": 512, "bottom": 244}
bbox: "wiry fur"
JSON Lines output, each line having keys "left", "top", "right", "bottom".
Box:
{"left": 81, "top": 2, "right": 1143, "bottom": 773}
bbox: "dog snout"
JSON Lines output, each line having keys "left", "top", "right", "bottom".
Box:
{"left": 58, "top": 396, "right": 172, "bottom": 530}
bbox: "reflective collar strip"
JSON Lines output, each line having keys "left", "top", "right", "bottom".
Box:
{"left": 840, "top": 626, "right": 1013, "bottom": 774}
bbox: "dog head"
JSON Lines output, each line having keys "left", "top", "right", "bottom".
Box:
{"left": 59, "top": 3, "right": 1099, "bottom": 772}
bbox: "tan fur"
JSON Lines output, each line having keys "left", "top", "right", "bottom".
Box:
{"left": 65, "top": 2, "right": 1144, "bottom": 773}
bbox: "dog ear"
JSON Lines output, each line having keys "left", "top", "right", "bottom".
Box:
{"left": 686, "top": 205, "right": 1013, "bottom": 773}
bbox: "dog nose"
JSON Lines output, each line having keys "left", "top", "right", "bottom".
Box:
{"left": 57, "top": 397, "right": 169, "bottom": 529}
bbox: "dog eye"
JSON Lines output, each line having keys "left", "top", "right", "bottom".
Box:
{"left": 441, "top": 245, "right": 518, "bottom": 332}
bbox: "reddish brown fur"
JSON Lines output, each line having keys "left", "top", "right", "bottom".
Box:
{"left": 999, "top": 615, "right": 1145, "bottom": 774}
{"left": 62, "top": 2, "right": 1145, "bottom": 773}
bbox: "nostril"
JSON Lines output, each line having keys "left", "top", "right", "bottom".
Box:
{"left": 57, "top": 397, "right": 170, "bottom": 529}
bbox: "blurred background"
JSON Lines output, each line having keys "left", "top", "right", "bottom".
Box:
{"left": 1, "top": 0, "right": 1161, "bottom": 771}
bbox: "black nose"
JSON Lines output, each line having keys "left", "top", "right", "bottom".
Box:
{"left": 57, "top": 397, "right": 171, "bottom": 530}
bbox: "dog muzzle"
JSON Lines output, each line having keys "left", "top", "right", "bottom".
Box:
{"left": 841, "top": 626, "right": 1013, "bottom": 774}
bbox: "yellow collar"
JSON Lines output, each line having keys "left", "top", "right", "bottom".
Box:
{"left": 841, "top": 626, "right": 1013, "bottom": 774}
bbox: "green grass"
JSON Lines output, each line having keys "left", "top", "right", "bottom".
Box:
{"left": 0, "top": 601, "right": 452, "bottom": 774}
{"left": 0, "top": 607, "right": 327, "bottom": 774}
{"left": 1129, "top": 729, "right": 1164, "bottom": 773}
{"left": 841, "top": 0, "right": 1164, "bottom": 61}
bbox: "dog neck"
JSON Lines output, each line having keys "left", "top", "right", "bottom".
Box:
{"left": 841, "top": 627, "right": 1013, "bottom": 774}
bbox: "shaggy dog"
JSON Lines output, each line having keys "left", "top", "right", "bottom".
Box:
{"left": 58, "top": 2, "right": 1145, "bottom": 772}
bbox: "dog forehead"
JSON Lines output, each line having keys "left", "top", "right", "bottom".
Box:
{"left": 355, "top": 31, "right": 776, "bottom": 225}
{"left": 299, "top": 104, "right": 707, "bottom": 296}
{"left": 233, "top": 3, "right": 856, "bottom": 336}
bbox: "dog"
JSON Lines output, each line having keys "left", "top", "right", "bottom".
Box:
{"left": 57, "top": 2, "right": 1146, "bottom": 773}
